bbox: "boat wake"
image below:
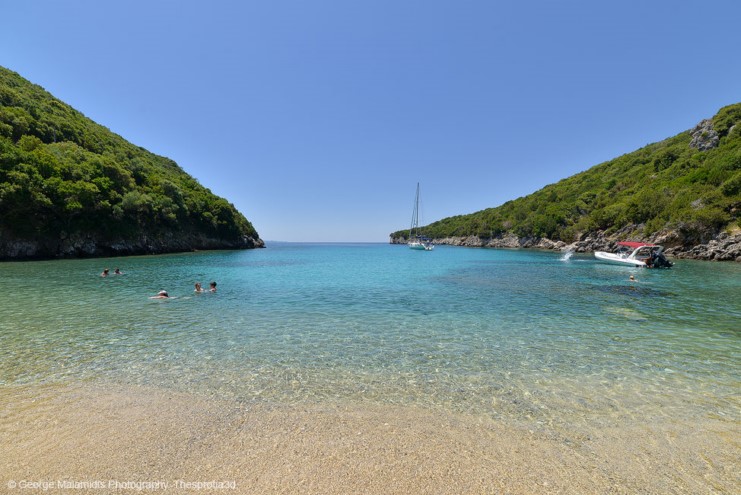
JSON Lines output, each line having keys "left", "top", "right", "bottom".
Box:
{"left": 560, "top": 250, "right": 574, "bottom": 262}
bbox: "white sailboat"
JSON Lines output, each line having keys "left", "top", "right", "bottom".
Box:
{"left": 408, "top": 183, "right": 434, "bottom": 251}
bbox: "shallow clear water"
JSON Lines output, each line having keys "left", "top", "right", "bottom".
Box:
{"left": 1, "top": 244, "right": 739, "bottom": 428}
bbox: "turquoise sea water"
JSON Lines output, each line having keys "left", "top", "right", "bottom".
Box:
{"left": 1, "top": 244, "right": 739, "bottom": 429}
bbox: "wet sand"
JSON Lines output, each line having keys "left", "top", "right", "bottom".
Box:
{"left": 1, "top": 383, "right": 738, "bottom": 494}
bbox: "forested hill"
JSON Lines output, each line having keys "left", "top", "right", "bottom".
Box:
{"left": 0, "top": 66, "right": 263, "bottom": 260}
{"left": 392, "top": 103, "right": 741, "bottom": 252}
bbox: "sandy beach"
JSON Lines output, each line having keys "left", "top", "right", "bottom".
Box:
{"left": 1, "top": 383, "right": 737, "bottom": 494}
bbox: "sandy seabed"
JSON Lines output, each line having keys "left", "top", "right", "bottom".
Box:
{"left": 0, "top": 383, "right": 738, "bottom": 495}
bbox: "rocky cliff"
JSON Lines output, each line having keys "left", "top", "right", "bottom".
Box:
{"left": 0, "top": 229, "right": 264, "bottom": 261}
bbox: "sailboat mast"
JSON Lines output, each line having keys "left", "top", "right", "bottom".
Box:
{"left": 410, "top": 182, "right": 420, "bottom": 238}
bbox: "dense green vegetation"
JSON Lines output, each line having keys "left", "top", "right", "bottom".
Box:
{"left": 0, "top": 67, "right": 259, "bottom": 254}
{"left": 393, "top": 103, "right": 741, "bottom": 244}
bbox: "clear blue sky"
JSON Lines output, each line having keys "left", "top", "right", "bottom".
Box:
{"left": 2, "top": 1, "right": 739, "bottom": 242}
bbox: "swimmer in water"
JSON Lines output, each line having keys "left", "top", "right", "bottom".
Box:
{"left": 150, "top": 290, "right": 170, "bottom": 299}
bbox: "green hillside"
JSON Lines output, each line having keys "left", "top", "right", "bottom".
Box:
{"left": 393, "top": 104, "right": 741, "bottom": 245}
{"left": 0, "top": 67, "right": 262, "bottom": 259}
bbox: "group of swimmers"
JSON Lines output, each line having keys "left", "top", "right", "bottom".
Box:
{"left": 100, "top": 266, "right": 216, "bottom": 299}
{"left": 150, "top": 281, "right": 217, "bottom": 299}
{"left": 195, "top": 281, "right": 217, "bottom": 293}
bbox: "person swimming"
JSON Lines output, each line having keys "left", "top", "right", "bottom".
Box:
{"left": 101, "top": 268, "right": 109, "bottom": 277}
{"left": 194, "top": 282, "right": 205, "bottom": 293}
{"left": 150, "top": 290, "right": 170, "bottom": 299}
{"left": 114, "top": 268, "right": 122, "bottom": 275}
{"left": 209, "top": 281, "right": 217, "bottom": 292}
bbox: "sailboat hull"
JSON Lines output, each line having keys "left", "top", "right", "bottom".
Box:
{"left": 409, "top": 242, "right": 431, "bottom": 250}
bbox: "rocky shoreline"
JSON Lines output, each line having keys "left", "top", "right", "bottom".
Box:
{"left": 0, "top": 230, "right": 265, "bottom": 261}
{"left": 391, "top": 230, "right": 741, "bottom": 262}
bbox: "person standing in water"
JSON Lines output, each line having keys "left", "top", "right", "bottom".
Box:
{"left": 209, "top": 281, "right": 217, "bottom": 292}
{"left": 194, "top": 282, "right": 205, "bottom": 293}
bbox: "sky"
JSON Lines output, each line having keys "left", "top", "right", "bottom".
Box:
{"left": 2, "top": 1, "right": 740, "bottom": 242}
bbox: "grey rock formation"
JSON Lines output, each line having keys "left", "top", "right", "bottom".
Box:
{"left": 689, "top": 119, "right": 720, "bottom": 151}
{"left": 667, "top": 232, "right": 741, "bottom": 261}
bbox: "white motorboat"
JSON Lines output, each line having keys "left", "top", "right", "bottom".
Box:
{"left": 594, "top": 241, "right": 673, "bottom": 268}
